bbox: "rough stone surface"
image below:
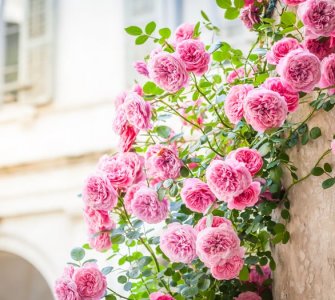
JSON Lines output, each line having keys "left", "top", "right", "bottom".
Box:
{"left": 273, "top": 96, "right": 335, "bottom": 300}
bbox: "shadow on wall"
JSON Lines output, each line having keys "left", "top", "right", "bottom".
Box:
{"left": 0, "top": 251, "right": 54, "bottom": 300}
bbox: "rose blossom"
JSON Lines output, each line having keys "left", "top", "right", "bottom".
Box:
{"left": 249, "top": 265, "right": 271, "bottom": 287}
{"left": 160, "top": 223, "right": 197, "bottom": 263}
{"left": 181, "top": 178, "right": 216, "bottom": 213}
{"left": 266, "top": 38, "right": 301, "bottom": 65}
{"left": 240, "top": 5, "right": 260, "bottom": 30}
{"left": 282, "top": 0, "right": 306, "bottom": 5}
{"left": 88, "top": 232, "right": 112, "bottom": 252}
{"left": 124, "top": 92, "right": 152, "bottom": 130}
{"left": 195, "top": 216, "right": 232, "bottom": 232}
{"left": 332, "top": 140, "right": 335, "bottom": 155}
{"left": 224, "top": 84, "right": 254, "bottom": 124}
{"left": 174, "top": 23, "right": 195, "bottom": 43}
{"left": 227, "top": 67, "right": 245, "bottom": 83}
{"left": 150, "top": 292, "right": 175, "bottom": 300}
{"left": 55, "top": 277, "right": 80, "bottom": 300}
{"left": 277, "top": 49, "right": 321, "bottom": 93}
{"left": 98, "top": 153, "right": 144, "bottom": 187}
{"left": 196, "top": 226, "right": 241, "bottom": 266}
{"left": 82, "top": 172, "right": 118, "bottom": 211}
{"left": 319, "top": 53, "right": 335, "bottom": 95}
{"left": 176, "top": 39, "right": 210, "bottom": 76}
{"left": 133, "top": 61, "right": 149, "bottom": 77}
{"left": 206, "top": 159, "right": 252, "bottom": 200}
{"left": 119, "top": 124, "right": 138, "bottom": 152}
{"left": 304, "top": 37, "right": 335, "bottom": 60}
{"left": 235, "top": 291, "right": 262, "bottom": 300}
{"left": 73, "top": 263, "right": 107, "bottom": 300}
{"left": 227, "top": 181, "right": 261, "bottom": 210}
{"left": 262, "top": 77, "right": 299, "bottom": 113}
{"left": 148, "top": 52, "right": 189, "bottom": 93}
{"left": 124, "top": 183, "right": 145, "bottom": 214}
{"left": 131, "top": 186, "right": 169, "bottom": 224}
{"left": 83, "top": 206, "right": 115, "bottom": 233}
{"left": 243, "top": 88, "right": 288, "bottom": 132}
{"left": 227, "top": 147, "right": 263, "bottom": 176}
{"left": 145, "top": 144, "right": 182, "bottom": 182}
{"left": 298, "top": 0, "right": 335, "bottom": 38}
{"left": 211, "top": 250, "right": 245, "bottom": 280}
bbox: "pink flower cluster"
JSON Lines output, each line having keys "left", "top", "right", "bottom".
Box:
{"left": 235, "top": 291, "right": 261, "bottom": 300}
{"left": 147, "top": 23, "right": 210, "bottom": 92}
{"left": 249, "top": 265, "right": 271, "bottom": 292}
{"left": 113, "top": 87, "right": 152, "bottom": 152}
{"left": 55, "top": 264, "right": 107, "bottom": 300}
{"left": 206, "top": 148, "right": 263, "bottom": 210}
{"left": 150, "top": 292, "right": 175, "bottom": 300}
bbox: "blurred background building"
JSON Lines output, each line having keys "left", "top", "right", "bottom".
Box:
{"left": 0, "top": 0, "right": 252, "bottom": 299}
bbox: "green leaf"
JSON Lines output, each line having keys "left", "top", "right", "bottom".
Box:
{"left": 135, "top": 35, "right": 149, "bottom": 45}
{"left": 143, "top": 81, "right": 157, "bottom": 94}
{"left": 272, "top": 232, "right": 283, "bottom": 244}
{"left": 282, "top": 231, "right": 290, "bottom": 244}
{"left": 118, "top": 275, "right": 127, "bottom": 284}
{"left": 273, "top": 223, "right": 285, "bottom": 233}
{"left": 124, "top": 282, "right": 132, "bottom": 291}
{"left": 111, "top": 234, "right": 125, "bottom": 244}
{"left": 239, "top": 265, "right": 249, "bottom": 281}
{"left": 234, "top": 0, "right": 244, "bottom": 9}
{"left": 281, "top": 12, "right": 296, "bottom": 26}
{"left": 281, "top": 209, "right": 290, "bottom": 220}
{"left": 245, "top": 256, "right": 259, "bottom": 265}
{"left": 201, "top": 10, "right": 210, "bottom": 22}
{"left": 101, "top": 266, "right": 113, "bottom": 275}
{"left": 105, "top": 295, "right": 117, "bottom": 300}
{"left": 156, "top": 125, "right": 171, "bottom": 139}
{"left": 258, "top": 142, "right": 271, "bottom": 156}
{"left": 224, "top": 7, "right": 239, "bottom": 20}
{"left": 324, "top": 163, "right": 332, "bottom": 173}
{"left": 322, "top": 178, "right": 335, "bottom": 189}
{"left": 198, "top": 278, "right": 211, "bottom": 291}
{"left": 301, "top": 132, "right": 309, "bottom": 145}
{"left": 180, "top": 166, "right": 190, "bottom": 177}
{"left": 216, "top": 0, "right": 232, "bottom": 9}
{"left": 125, "top": 26, "right": 142, "bottom": 36}
{"left": 159, "top": 28, "right": 171, "bottom": 39}
{"left": 311, "top": 167, "right": 324, "bottom": 176}
{"left": 309, "top": 127, "right": 321, "bottom": 140}
{"left": 145, "top": 21, "right": 156, "bottom": 35}
{"left": 310, "top": 127, "right": 321, "bottom": 139}
{"left": 169, "top": 184, "right": 178, "bottom": 197}
{"left": 181, "top": 287, "right": 199, "bottom": 297}
{"left": 70, "top": 247, "right": 85, "bottom": 261}
{"left": 127, "top": 268, "right": 140, "bottom": 279}
{"left": 269, "top": 259, "right": 276, "bottom": 271}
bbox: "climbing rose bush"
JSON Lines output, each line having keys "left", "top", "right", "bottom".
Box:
{"left": 56, "top": 0, "right": 335, "bottom": 299}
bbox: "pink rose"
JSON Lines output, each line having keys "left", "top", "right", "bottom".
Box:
{"left": 240, "top": 5, "right": 260, "bottom": 30}
{"left": 235, "top": 291, "right": 262, "bottom": 300}
{"left": 243, "top": 88, "right": 288, "bottom": 132}
{"left": 133, "top": 61, "right": 149, "bottom": 77}
{"left": 224, "top": 84, "right": 254, "bottom": 124}
{"left": 181, "top": 178, "right": 216, "bottom": 213}
{"left": 124, "top": 183, "right": 145, "bottom": 214}
{"left": 262, "top": 77, "right": 299, "bottom": 113}
{"left": 83, "top": 206, "right": 115, "bottom": 232}
{"left": 124, "top": 92, "right": 152, "bottom": 130}
{"left": 132, "top": 84, "right": 143, "bottom": 96}
{"left": 277, "top": 49, "right": 321, "bottom": 93}
{"left": 227, "top": 67, "right": 245, "bottom": 84}
{"left": 55, "top": 277, "right": 80, "bottom": 300}
{"left": 131, "top": 186, "right": 169, "bottom": 224}
{"left": 331, "top": 140, "right": 335, "bottom": 155}
{"left": 82, "top": 172, "right": 118, "bottom": 211}
{"left": 196, "top": 226, "right": 241, "bottom": 267}
{"left": 150, "top": 292, "right": 175, "bottom": 300}
{"left": 227, "top": 181, "right": 261, "bottom": 210}
{"left": 298, "top": 0, "right": 335, "bottom": 38}
{"left": 176, "top": 39, "right": 210, "bottom": 76}
{"left": 195, "top": 216, "right": 232, "bottom": 232}
{"left": 174, "top": 23, "right": 195, "bottom": 43}
{"left": 304, "top": 37, "right": 335, "bottom": 60}
{"left": 227, "top": 147, "right": 263, "bottom": 176}
{"left": 98, "top": 153, "right": 144, "bottom": 188}
{"left": 319, "top": 53, "right": 335, "bottom": 95}
{"left": 145, "top": 144, "right": 182, "bottom": 182}
{"left": 89, "top": 232, "right": 112, "bottom": 252}
{"left": 282, "top": 0, "right": 306, "bottom": 6}
{"left": 73, "top": 263, "right": 107, "bottom": 300}
{"left": 148, "top": 53, "right": 189, "bottom": 93}
{"left": 249, "top": 265, "right": 271, "bottom": 287}
{"left": 119, "top": 124, "right": 138, "bottom": 152}
{"left": 160, "top": 223, "right": 197, "bottom": 264}
{"left": 266, "top": 38, "right": 301, "bottom": 65}
{"left": 211, "top": 251, "right": 244, "bottom": 280}
{"left": 206, "top": 159, "right": 252, "bottom": 200}
{"left": 244, "top": 0, "right": 255, "bottom": 6}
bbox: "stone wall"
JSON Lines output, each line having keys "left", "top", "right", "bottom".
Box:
{"left": 273, "top": 97, "right": 335, "bottom": 299}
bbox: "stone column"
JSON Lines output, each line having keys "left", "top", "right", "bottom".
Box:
{"left": 273, "top": 97, "right": 335, "bottom": 299}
